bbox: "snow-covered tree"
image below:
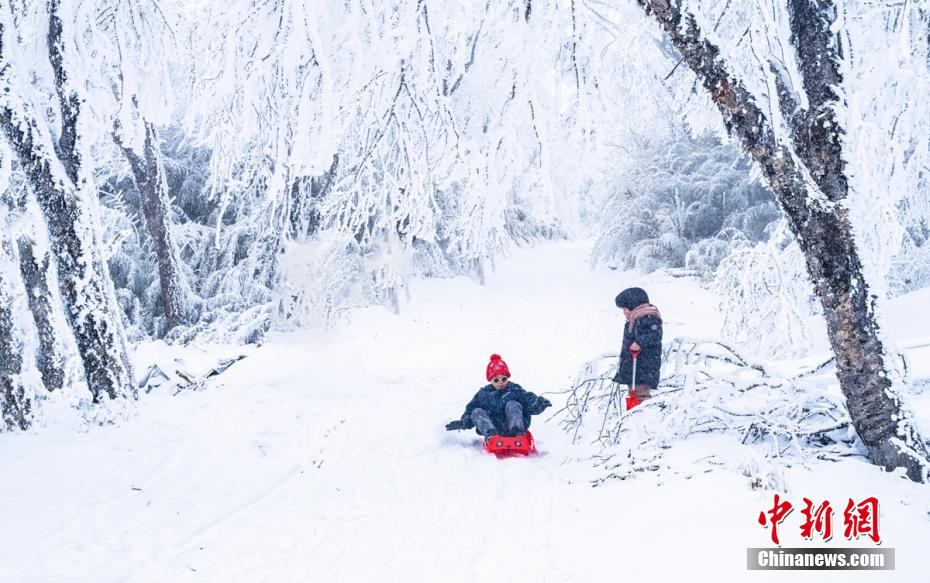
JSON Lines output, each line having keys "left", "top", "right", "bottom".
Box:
{"left": 633, "top": 0, "right": 930, "bottom": 481}
{"left": 179, "top": 0, "right": 592, "bottom": 328}
{"left": 0, "top": 0, "right": 135, "bottom": 403}
{"left": 0, "top": 148, "right": 40, "bottom": 430}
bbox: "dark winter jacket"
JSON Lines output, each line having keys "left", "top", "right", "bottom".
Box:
{"left": 612, "top": 314, "right": 663, "bottom": 389}
{"left": 457, "top": 382, "right": 548, "bottom": 432}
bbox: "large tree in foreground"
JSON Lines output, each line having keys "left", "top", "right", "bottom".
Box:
{"left": 0, "top": 1, "right": 135, "bottom": 404}
{"left": 634, "top": 0, "right": 929, "bottom": 481}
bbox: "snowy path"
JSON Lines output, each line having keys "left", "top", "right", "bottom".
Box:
{"left": 2, "top": 240, "right": 929, "bottom": 582}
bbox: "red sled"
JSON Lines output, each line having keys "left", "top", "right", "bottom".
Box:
{"left": 484, "top": 431, "right": 535, "bottom": 457}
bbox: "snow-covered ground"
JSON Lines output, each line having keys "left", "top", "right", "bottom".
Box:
{"left": 2, "top": 240, "right": 929, "bottom": 582}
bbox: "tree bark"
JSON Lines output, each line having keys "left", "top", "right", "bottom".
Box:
{"left": 48, "top": 0, "right": 80, "bottom": 186}
{"left": 0, "top": 178, "right": 66, "bottom": 394}
{"left": 0, "top": 149, "right": 35, "bottom": 429}
{"left": 17, "top": 237, "right": 66, "bottom": 392}
{"left": 0, "top": 5, "right": 135, "bottom": 402}
{"left": 115, "top": 121, "right": 188, "bottom": 332}
{"left": 0, "top": 239, "right": 34, "bottom": 430}
{"left": 635, "top": 0, "right": 929, "bottom": 481}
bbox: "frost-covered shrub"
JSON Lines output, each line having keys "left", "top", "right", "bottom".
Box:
{"left": 888, "top": 238, "right": 930, "bottom": 297}
{"left": 592, "top": 131, "right": 780, "bottom": 276}
{"left": 887, "top": 200, "right": 930, "bottom": 297}
{"left": 98, "top": 180, "right": 161, "bottom": 341}
{"left": 629, "top": 232, "right": 689, "bottom": 273}
{"left": 685, "top": 228, "right": 750, "bottom": 275}
{"left": 712, "top": 223, "right": 829, "bottom": 358}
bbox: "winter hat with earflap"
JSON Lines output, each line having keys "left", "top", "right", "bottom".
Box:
{"left": 486, "top": 354, "right": 511, "bottom": 381}
{"left": 615, "top": 287, "right": 650, "bottom": 310}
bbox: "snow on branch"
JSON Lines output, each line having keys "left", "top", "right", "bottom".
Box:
{"left": 556, "top": 338, "right": 871, "bottom": 485}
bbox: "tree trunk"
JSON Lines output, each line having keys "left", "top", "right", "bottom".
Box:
{"left": 0, "top": 150, "right": 36, "bottom": 429}
{"left": 48, "top": 0, "right": 80, "bottom": 186}
{"left": 1, "top": 172, "right": 67, "bottom": 394}
{"left": 0, "top": 239, "right": 34, "bottom": 431}
{"left": 115, "top": 121, "right": 188, "bottom": 332}
{"left": 0, "top": 115, "right": 136, "bottom": 402}
{"left": 17, "top": 237, "right": 66, "bottom": 392}
{"left": 0, "top": 6, "right": 135, "bottom": 402}
{"left": 636, "top": 0, "right": 929, "bottom": 481}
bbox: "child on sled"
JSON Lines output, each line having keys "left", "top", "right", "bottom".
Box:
{"left": 445, "top": 354, "right": 551, "bottom": 441}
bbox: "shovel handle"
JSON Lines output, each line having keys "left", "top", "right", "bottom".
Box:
{"left": 628, "top": 345, "right": 641, "bottom": 358}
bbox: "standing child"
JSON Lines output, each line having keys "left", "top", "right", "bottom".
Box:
{"left": 613, "top": 287, "right": 663, "bottom": 402}
{"left": 445, "top": 354, "right": 551, "bottom": 440}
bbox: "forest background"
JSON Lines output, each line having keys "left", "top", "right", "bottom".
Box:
{"left": 1, "top": 0, "right": 928, "bottom": 463}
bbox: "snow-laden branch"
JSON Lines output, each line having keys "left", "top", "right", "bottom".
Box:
{"left": 557, "top": 339, "right": 869, "bottom": 485}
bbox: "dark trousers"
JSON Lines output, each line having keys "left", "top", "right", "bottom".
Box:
{"left": 632, "top": 384, "right": 652, "bottom": 400}
{"left": 470, "top": 401, "right": 526, "bottom": 436}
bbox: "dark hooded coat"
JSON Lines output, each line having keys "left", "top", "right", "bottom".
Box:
{"left": 613, "top": 287, "right": 663, "bottom": 389}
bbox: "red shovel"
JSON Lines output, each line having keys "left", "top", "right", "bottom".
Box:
{"left": 625, "top": 344, "right": 641, "bottom": 411}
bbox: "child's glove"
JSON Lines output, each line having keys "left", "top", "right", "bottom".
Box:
{"left": 445, "top": 419, "right": 467, "bottom": 431}
{"left": 528, "top": 396, "right": 552, "bottom": 415}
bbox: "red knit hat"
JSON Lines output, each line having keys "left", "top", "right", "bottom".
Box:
{"left": 486, "top": 354, "right": 511, "bottom": 381}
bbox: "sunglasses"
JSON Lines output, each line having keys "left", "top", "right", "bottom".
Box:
{"left": 491, "top": 376, "right": 509, "bottom": 383}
